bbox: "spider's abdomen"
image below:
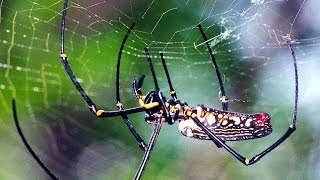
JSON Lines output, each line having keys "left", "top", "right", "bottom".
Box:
{"left": 179, "top": 107, "right": 272, "bottom": 141}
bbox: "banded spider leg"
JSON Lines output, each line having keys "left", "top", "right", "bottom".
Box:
{"left": 59, "top": 0, "right": 147, "bottom": 150}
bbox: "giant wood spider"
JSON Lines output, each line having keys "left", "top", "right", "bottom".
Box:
{"left": 12, "top": 0, "right": 299, "bottom": 179}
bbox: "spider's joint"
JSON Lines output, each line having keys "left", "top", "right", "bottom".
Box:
{"left": 60, "top": 53, "right": 68, "bottom": 59}
{"left": 96, "top": 110, "right": 103, "bottom": 117}
{"left": 220, "top": 95, "right": 229, "bottom": 102}
{"left": 139, "top": 142, "right": 147, "bottom": 151}
{"left": 289, "top": 123, "right": 296, "bottom": 130}
{"left": 170, "top": 91, "right": 176, "bottom": 95}
{"left": 245, "top": 158, "right": 250, "bottom": 165}
{"left": 89, "top": 105, "right": 98, "bottom": 114}
{"left": 116, "top": 102, "right": 123, "bottom": 107}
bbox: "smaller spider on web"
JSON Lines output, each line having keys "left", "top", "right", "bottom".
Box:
{"left": 12, "top": 0, "right": 299, "bottom": 180}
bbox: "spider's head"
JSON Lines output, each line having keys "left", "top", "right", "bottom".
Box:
{"left": 143, "top": 90, "right": 175, "bottom": 125}
{"left": 133, "top": 74, "right": 177, "bottom": 125}
{"left": 143, "top": 91, "right": 161, "bottom": 122}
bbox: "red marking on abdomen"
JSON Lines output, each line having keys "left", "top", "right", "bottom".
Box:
{"left": 256, "top": 112, "right": 270, "bottom": 124}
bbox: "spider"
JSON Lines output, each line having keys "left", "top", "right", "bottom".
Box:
{"left": 12, "top": 0, "right": 299, "bottom": 179}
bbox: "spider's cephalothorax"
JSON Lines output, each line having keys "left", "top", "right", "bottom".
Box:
{"left": 133, "top": 75, "right": 173, "bottom": 125}
{"left": 139, "top": 93, "right": 188, "bottom": 124}
{"left": 141, "top": 90, "right": 172, "bottom": 124}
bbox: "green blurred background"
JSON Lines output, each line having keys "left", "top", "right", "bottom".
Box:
{"left": 0, "top": 0, "right": 319, "bottom": 179}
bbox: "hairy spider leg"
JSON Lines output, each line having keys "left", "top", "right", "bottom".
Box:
{"left": 12, "top": 99, "right": 59, "bottom": 180}
{"left": 59, "top": 0, "right": 146, "bottom": 150}
{"left": 192, "top": 42, "right": 298, "bottom": 165}
{"left": 198, "top": 24, "right": 229, "bottom": 111}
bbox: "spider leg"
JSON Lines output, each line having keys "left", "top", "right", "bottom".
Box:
{"left": 60, "top": 1, "right": 147, "bottom": 151}
{"left": 192, "top": 42, "right": 298, "bottom": 165}
{"left": 95, "top": 107, "right": 145, "bottom": 117}
{"left": 60, "top": 0, "right": 138, "bottom": 117}
{"left": 159, "top": 53, "right": 177, "bottom": 100}
{"left": 134, "top": 117, "right": 163, "bottom": 180}
{"left": 160, "top": 53, "right": 221, "bottom": 147}
{"left": 144, "top": 48, "right": 160, "bottom": 90}
{"left": 114, "top": 22, "right": 148, "bottom": 150}
{"left": 12, "top": 99, "right": 59, "bottom": 180}
{"left": 192, "top": 115, "right": 296, "bottom": 165}
{"left": 59, "top": 56, "right": 145, "bottom": 117}
{"left": 116, "top": 102, "right": 147, "bottom": 150}
{"left": 198, "top": 24, "right": 228, "bottom": 111}
{"left": 133, "top": 78, "right": 160, "bottom": 110}
{"left": 144, "top": 48, "right": 174, "bottom": 124}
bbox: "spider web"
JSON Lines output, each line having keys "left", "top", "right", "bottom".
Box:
{"left": 0, "top": 0, "right": 319, "bottom": 179}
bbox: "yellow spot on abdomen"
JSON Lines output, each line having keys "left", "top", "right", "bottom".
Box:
{"left": 207, "top": 113, "right": 216, "bottom": 125}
